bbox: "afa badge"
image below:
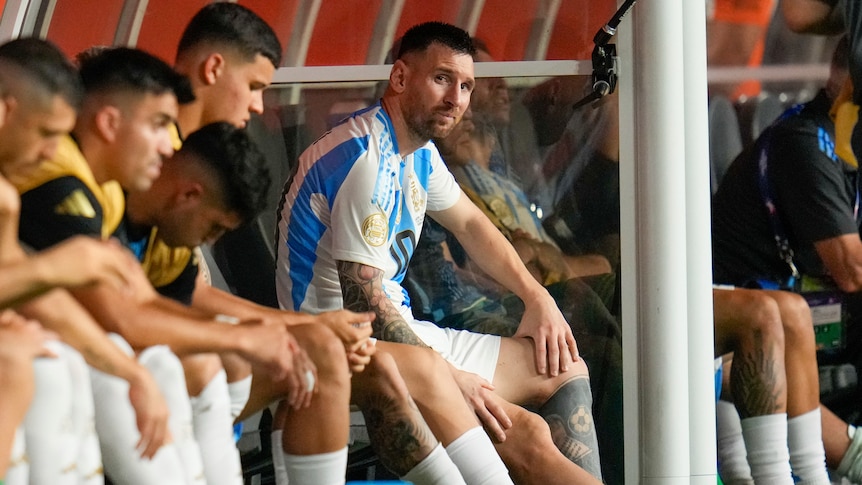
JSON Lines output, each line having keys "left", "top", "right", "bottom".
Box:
{"left": 362, "top": 213, "right": 388, "bottom": 246}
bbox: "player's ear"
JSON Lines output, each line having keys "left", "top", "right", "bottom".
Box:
{"left": 94, "top": 105, "right": 122, "bottom": 143}
{"left": 389, "top": 59, "right": 408, "bottom": 94}
{"left": 177, "top": 180, "right": 205, "bottom": 206}
{"left": 201, "top": 53, "right": 225, "bottom": 86}
{"left": 0, "top": 94, "right": 11, "bottom": 127}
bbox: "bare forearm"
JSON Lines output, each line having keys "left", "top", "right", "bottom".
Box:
{"left": 191, "top": 282, "right": 316, "bottom": 326}
{"left": 337, "top": 260, "right": 428, "bottom": 347}
{"left": 71, "top": 284, "right": 248, "bottom": 356}
{"left": 16, "top": 289, "right": 147, "bottom": 383}
{"left": 0, "top": 257, "right": 59, "bottom": 308}
{"left": 442, "top": 204, "right": 546, "bottom": 303}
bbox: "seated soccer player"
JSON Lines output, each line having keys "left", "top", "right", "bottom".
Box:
{"left": 124, "top": 121, "right": 520, "bottom": 485}
{"left": 276, "top": 21, "right": 605, "bottom": 484}
{"left": 10, "top": 45, "right": 317, "bottom": 484}
{"left": 0, "top": 38, "right": 171, "bottom": 485}
{"left": 169, "top": 6, "right": 520, "bottom": 485}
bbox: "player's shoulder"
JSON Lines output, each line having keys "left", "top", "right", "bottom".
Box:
{"left": 10, "top": 136, "right": 94, "bottom": 195}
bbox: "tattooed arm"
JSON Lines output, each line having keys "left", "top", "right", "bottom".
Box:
{"left": 337, "top": 260, "right": 429, "bottom": 347}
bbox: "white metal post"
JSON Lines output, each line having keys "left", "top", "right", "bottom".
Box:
{"left": 629, "top": 0, "right": 693, "bottom": 482}
{"left": 682, "top": 0, "right": 718, "bottom": 483}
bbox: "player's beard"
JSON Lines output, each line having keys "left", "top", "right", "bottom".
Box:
{"left": 406, "top": 105, "right": 457, "bottom": 144}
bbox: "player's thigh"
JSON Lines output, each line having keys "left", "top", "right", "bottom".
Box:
{"left": 492, "top": 336, "right": 589, "bottom": 407}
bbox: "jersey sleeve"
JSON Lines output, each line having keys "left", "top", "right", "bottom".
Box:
{"left": 155, "top": 256, "right": 199, "bottom": 305}
{"left": 770, "top": 124, "right": 859, "bottom": 245}
{"left": 425, "top": 147, "right": 461, "bottom": 212}
{"left": 18, "top": 176, "right": 104, "bottom": 250}
{"left": 329, "top": 147, "right": 395, "bottom": 270}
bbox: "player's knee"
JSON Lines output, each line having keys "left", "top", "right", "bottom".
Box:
{"left": 354, "top": 351, "right": 410, "bottom": 404}
{"left": 139, "top": 345, "right": 187, "bottom": 399}
{"left": 739, "top": 292, "right": 785, "bottom": 343}
{"left": 411, "top": 346, "right": 450, "bottom": 382}
{"left": 501, "top": 408, "right": 553, "bottom": 471}
{"left": 299, "top": 324, "right": 349, "bottom": 382}
{"left": 774, "top": 292, "right": 816, "bottom": 345}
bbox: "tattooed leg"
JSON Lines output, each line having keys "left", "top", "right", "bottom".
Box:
{"left": 538, "top": 376, "right": 603, "bottom": 481}
{"left": 730, "top": 328, "right": 785, "bottom": 419}
{"left": 351, "top": 352, "right": 438, "bottom": 476}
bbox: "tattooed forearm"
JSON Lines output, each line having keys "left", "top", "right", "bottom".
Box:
{"left": 730, "top": 329, "right": 784, "bottom": 418}
{"left": 337, "top": 260, "right": 429, "bottom": 347}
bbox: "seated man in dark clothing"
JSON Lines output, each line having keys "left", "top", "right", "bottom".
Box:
{"left": 711, "top": 36, "right": 862, "bottom": 483}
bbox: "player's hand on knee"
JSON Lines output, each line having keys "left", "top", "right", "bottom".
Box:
{"left": 515, "top": 296, "right": 579, "bottom": 377}
{"left": 347, "top": 336, "right": 376, "bottom": 374}
{"left": 286, "top": 344, "right": 317, "bottom": 410}
{"left": 316, "top": 310, "right": 374, "bottom": 345}
{"left": 452, "top": 369, "right": 511, "bottom": 442}
{"left": 127, "top": 365, "right": 171, "bottom": 459}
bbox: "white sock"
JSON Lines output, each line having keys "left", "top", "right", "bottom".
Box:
{"left": 139, "top": 344, "right": 206, "bottom": 485}
{"left": 445, "top": 426, "right": 513, "bottom": 485}
{"left": 5, "top": 427, "right": 28, "bottom": 485}
{"left": 91, "top": 337, "right": 187, "bottom": 485}
{"left": 227, "top": 375, "right": 252, "bottom": 420}
{"left": 271, "top": 430, "right": 289, "bottom": 485}
{"left": 65, "top": 346, "right": 103, "bottom": 485}
{"left": 787, "top": 408, "right": 830, "bottom": 484}
{"left": 190, "top": 369, "right": 243, "bottom": 485}
{"left": 837, "top": 425, "right": 862, "bottom": 482}
{"left": 740, "top": 413, "right": 793, "bottom": 484}
{"left": 283, "top": 446, "right": 348, "bottom": 485}
{"left": 400, "top": 443, "right": 466, "bottom": 485}
{"left": 716, "top": 400, "right": 753, "bottom": 483}
{"left": 24, "top": 342, "right": 77, "bottom": 485}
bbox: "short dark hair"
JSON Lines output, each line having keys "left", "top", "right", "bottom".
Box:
{"left": 180, "top": 122, "right": 270, "bottom": 222}
{"left": 396, "top": 22, "right": 475, "bottom": 60}
{"left": 177, "top": 3, "right": 281, "bottom": 68}
{"left": 471, "top": 37, "right": 492, "bottom": 58}
{"left": 78, "top": 47, "right": 194, "bottom": 104}
{"left": 0, "top": 37, "right": 83, "bottom": 110}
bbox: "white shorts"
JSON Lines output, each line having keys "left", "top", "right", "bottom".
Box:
{"left": 408, "top": 319, "right": 501, "bottom": 383}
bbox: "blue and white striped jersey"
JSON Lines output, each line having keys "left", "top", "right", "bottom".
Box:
{"left": 276, "top": 102, "right": 461, "bottom": 318}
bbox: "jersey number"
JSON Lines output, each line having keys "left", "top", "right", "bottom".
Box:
{"left": 390, "top": 230, "right": 416, "bottom": 279}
